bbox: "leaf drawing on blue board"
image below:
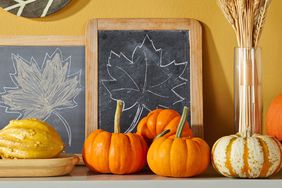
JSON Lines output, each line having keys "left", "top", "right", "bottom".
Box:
{"left": 102, "top": 35, "right": 188, "bottom": 133}
{"left": 0, "top": 49, "right": 81, "bottom": 146}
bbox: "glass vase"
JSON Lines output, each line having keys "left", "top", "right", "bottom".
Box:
{"left": 234, "top": 48, "right": 262, "bottom": 136}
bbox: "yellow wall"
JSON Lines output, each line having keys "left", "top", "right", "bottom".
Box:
{"left": 0, "top": 0, "right": 281, "bottom": 145}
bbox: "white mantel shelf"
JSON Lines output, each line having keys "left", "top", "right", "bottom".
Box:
{"left": 0, "top": 166, "right": 282, "bottom": 188}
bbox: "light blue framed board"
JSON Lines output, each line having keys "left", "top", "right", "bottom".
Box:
{"left": 0, "top": 36, "right": 90, "bottom": 154}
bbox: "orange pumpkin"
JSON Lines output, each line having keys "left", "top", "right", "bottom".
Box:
{"left": 266, "top": 94, "right": 282, "bottom": 141}
{"left": 147, "top": 107, "right": 210, "bottom": 177}
{"left": 137, "top": 108, "right": 193, "bottom": 143}
{"left": 82, "top": 100, "right": 148, "bottom": 174}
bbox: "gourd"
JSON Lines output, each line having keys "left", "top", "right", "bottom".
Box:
{"left": 212, "top": 92, "right": 282, "bottom": 179}
{"left": 266, "top": 94, "right": 282, "bottom": 141}
{"left": 147, "top": 107, "right": 210, "bottom": 177}
{"left": 212, "top": 132, "right": 282, "bottom": 178}
{"left": 212, "top": 94, "right": 282, "bottom": 178}
{"left": 83, "top": 100, "right": 148, "bottom": 174}
{"left": 0, "top": 119, "right": 64, "bottom": 159}
{"left": 136, "top": 108, "right": 193, "bottom": 143}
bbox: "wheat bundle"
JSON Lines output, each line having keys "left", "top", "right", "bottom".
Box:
{"left": 217, "top": 0, "right": 272, "bottom": 47}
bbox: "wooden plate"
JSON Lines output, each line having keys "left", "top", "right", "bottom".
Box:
{"left": 0, "top": 154, "right": 79, "bottom": 177}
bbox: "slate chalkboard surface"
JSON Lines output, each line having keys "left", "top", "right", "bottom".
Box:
{"left": 87, "top": 19, "right": 203, "bottom": 138}
{"left": 0, "top": 46, "right": 85, "bottom": 153}
{"left": 98, "top": 30, "right": 191, "bottom": 133}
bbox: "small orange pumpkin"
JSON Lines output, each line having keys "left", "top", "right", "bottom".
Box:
{"left": 82, "top": 100, "right": 148, "bottom": 174}
{"left": 266, "top": 94, "right": 282, "bottom": 141}
{"left": 147, "top": 107, "right": 210, "bottom": 177}
{"left": 136, "top": 108, "right": 193, "bottom": 143}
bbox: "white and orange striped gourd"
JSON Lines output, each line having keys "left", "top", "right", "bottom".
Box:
{"left": 212, "top": 132, "right": 282, "bottom": 178}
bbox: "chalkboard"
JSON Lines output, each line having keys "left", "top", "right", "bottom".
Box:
{"left": 0, "top": 36, "right": 86, "bottom": 153}
{"left": 86, "top": 19, "right": 204, "bottom": 137}
{"left": 98, "top": 30, "right": 190, "bottom": 133}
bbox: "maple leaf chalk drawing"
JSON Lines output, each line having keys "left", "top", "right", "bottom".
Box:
{"left": 0, "top": 49, "right": 82, "bottom": 146}
{"left": 102, "top": 35, "right": 188, "bottom": 133}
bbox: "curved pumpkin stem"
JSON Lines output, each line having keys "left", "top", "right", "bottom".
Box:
{"left": 114, "top": 100, "right": 123, "bottom": 133}
{"left": 176, "top": 106, "right": 189, "bottom": 138}
{"left": 154, "top": 129, "right": 170, "bottom": 141}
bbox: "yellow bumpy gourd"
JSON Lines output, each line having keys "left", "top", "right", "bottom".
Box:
{"left": 0, "top": 119, "right": 64, "bottom": 159}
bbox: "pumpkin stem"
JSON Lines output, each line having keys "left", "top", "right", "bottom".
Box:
{"left": 242, "top": 128, "right": 251, "bottom": 138}
{"left": 176, "top": 106, "right": 189, "bottom": 138}
{"left": 154, "top": 129, "right": 170, "bottom": 141}
{"left": 114, "top": 100, "right": 123, "bottom": 133}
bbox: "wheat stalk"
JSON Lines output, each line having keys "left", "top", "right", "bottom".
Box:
{"left": 217, "top": 1, "right": 236, "bottom": 28}
{"left": 253, "top": 0, "right": 272, "bottom": 47}
{"left": 217, "top": 0, "right": 272, "bottom": 47}
{"left": 217, "top": 0, "right": 241, "bottom": 45}
{"left": 253, "top": 0, "right": 261, "bottom": 18}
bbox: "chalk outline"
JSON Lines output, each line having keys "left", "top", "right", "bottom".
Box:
{"left": 102, "top": 34, "right": 188, "bottom": 110}
{"left": 0, "top": 48, "right": 82, "bottom": 146}
{"left": 101, "top": 34, "right": 189, "bottom": 132}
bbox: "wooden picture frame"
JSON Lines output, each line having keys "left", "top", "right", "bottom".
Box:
{"left": 86, "top": 19, "right": 204, "bottom": 138}
{"left": 0, "top": 36, "right": 90, "bottom": 155}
